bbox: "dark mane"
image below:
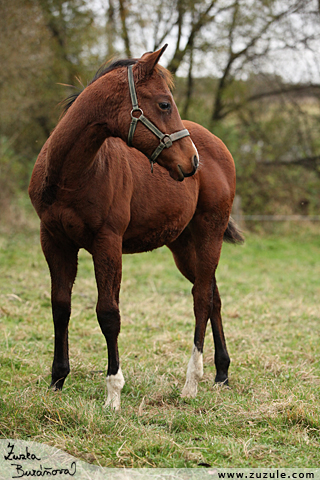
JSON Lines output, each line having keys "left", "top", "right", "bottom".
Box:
{"left": 90, "top": 58, "right": 137, "bottom": 84}
{"left": 61, "top": 58, "right": 137, "bottom": 115}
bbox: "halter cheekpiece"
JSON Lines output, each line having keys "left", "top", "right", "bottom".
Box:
{"left": 127, "top": 65, "right": 190, "bottom": 172}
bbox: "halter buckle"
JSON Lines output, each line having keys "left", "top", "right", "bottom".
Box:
{"left": 161, "top": 134, "right": 173, "bottom": 148}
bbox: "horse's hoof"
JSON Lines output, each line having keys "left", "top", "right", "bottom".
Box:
{"left": 214, "top": 374, "right": 229, "bottom": 386}
{"left": 181, "top": 380, "right": 198, "bottom": 398}
{"left": 104, "top": 397, "right": 121, "bottom": 411}
{"left": 50, "top": 379, "right": 65, "bottom": 391}
{"left": 105, "top": 369, "right": 125, "bottom": 411}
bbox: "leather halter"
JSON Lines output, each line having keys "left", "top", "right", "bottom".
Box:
{"left": 127, "top": 65, "right": 190, "bottom": 172}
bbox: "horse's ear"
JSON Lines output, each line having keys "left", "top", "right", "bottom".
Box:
{"left": 138, "top": 44, "right": 168, "bottom": 76}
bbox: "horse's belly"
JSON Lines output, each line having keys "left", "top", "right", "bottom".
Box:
{"left": 122, "top": 223, "right": 185, "bottom": 253}
{"left": 122, "top": 203, "right": 195, "bottom": 253}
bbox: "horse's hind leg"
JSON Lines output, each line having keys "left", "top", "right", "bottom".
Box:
{"left": 92, "top": 230, "right": 124, "bottom": 411}
{"left": 40, "top": 224, "right": 78, "bottom": 390}
{"left": 168, "top": 221, "right": 230, "bottom": 396}
{"left": 168, "top": 230, "right": 204, "bottom": 397}
{"left": 210, "top": 284, "right": 230, "bottom": 384}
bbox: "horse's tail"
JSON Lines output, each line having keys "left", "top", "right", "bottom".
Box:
{"left": 223, "top": 217, "right": 244, "bottom": 244}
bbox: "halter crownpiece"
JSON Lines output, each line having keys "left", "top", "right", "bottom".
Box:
{"left": 127, "top": 65, "right": 190, "bottom": 171}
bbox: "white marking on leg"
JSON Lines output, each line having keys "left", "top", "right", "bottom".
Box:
{"left": 105, "top": 367, "right": 125, "bottom": 411}
{"left": 181, "top": 345, "right": 203, "bottom": 398}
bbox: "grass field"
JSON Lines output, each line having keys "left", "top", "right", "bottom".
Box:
{"left": 0, "top": 217, "right": 319, "bottom": 468}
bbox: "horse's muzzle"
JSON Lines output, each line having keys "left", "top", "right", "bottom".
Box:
{"left": 177, "top": 155, "right": 199, "bottom": 181}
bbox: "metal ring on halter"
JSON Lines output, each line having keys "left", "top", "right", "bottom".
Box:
{"left": 131, "top": 108, "right": 143, "bottom": 120}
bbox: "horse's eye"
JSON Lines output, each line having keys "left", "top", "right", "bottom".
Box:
{"left": 159, "top": 102, "right": 171, "bottom": 111}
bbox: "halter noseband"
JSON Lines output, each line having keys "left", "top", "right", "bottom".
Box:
{"left": 127, "top": 65, "right": 190, "bottom": 172}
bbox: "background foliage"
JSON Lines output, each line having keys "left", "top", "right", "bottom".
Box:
{"left": 0, "top": 0, "right": 320, "bottom": 216}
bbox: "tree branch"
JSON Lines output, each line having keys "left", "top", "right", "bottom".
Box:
{"left": 262, "top": 156, "right": 320, "bottom": 176}
{"left": 210, "top": 1, "right": 313, "bottom": 123}
{"left": 153, "top": 2, "right": 177, "bottom": 51}
{"left": 219, "top": 84, "right": 320, "bottom": 120}
{"left": 167, "top": 0, "right": 220, "bottom": 75}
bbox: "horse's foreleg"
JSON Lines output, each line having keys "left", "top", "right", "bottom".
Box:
{"left": 92, "top": 231, "right": 124, "bottom": 411}
{"left": 40, "top": 225, "right": 78, "bottom": 390}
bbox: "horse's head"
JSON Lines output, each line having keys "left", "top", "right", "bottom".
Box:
{"left": 113, "top": 46, "right": 199, "bottom": 181}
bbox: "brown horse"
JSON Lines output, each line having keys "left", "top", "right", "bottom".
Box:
{"left": 29, "top": 47, "right": 243, "bottom": 410}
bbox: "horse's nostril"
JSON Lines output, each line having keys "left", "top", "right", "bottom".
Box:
{"left": 193, "top": 155, "right": 199, "bottom": 169}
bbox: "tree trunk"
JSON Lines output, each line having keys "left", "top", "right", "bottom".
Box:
{"left": 119, "top": 0, "right": 131, "bottom": 58}
{"left": 183, "top": 45, "right": 194, "bottom": 118}
{"left": 107, "top": 0, "right": 116, "bottom": 56}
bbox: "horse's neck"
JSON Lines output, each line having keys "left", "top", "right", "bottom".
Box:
{"left": 44, "top": 82, "right": 120, "bottom": 186}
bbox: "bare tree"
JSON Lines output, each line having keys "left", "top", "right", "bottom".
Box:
{"left": 209, "top": 0, "right": 318, "bottom": 123}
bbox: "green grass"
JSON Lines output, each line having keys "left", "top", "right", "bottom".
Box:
{"left": 0, "top": 220, "right": 319, "bottom": 468}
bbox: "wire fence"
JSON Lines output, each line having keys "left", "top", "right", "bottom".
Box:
{"left": 240, "top": 215, "right": 320, "bottom": 222}
{"left": 232, "top": 196, "right": 320, "bottom": 225}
